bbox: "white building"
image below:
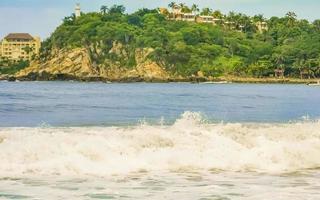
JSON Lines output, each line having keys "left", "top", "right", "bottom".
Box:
{"left": 75, "top": 3, "right": 81, "bottom": 18}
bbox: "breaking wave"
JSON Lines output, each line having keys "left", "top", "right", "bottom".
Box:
{"left": 0, "top": 112, "right": 320, "bottom": 177}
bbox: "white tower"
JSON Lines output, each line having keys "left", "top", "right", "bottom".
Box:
{"left": 75, "top": 3, "right": 81, "bottom": 18}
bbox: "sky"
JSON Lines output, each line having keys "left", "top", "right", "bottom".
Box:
{"left": 0, "top": 0, "right": 319, "bottom": 40}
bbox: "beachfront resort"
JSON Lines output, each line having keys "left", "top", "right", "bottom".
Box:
{"left": 0, "top": 33, "right": 41, "bottom": 61}
{"left": 159, "top": 3, "right": 268, "bottom": 33}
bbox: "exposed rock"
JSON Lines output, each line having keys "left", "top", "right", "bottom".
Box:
{"left": 0, "top": 74, "right": 9, "bottom": 81}
{"left": 16, "top": 42, "right": 171, "bottom": 82}
{"left": 7, "top": 76, "right": 16, "bottom": 82}
{"left": 197, "top": 71, "right": 204, "bottom": 77}
{"left": 16, "top": 48, "right": 96, "bottom": 80}
{"left": 109, "top": 41, "right": 128, "bottom": 58}
{"left": 135, "top": 48, "right": 169, "bottom": 80}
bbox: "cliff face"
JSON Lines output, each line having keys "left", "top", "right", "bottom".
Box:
{"left": 17, "top": 48, "right": 95, "bottom": 78}
{"left": 16, "top": 42, "right": 170, "bottom": 81}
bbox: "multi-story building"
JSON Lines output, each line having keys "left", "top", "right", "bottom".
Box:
{"left": 0, "top": 33, "right": 41, "bottom": 61}
{"left": 256, "top": 21, "right": 268, "bottom": 33}
{"left": 177, "top": 13, "right": 197, "bottom": 22}
{"left": 159, "top": 7, "right": 268, "bottom": 33}
{"left": 161, "top": 7, "right": 197, "bottom": 22}
{"left": 197, "top": 16, "right": 223, "bottom": 25}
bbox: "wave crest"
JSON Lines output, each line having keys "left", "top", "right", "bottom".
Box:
{"left": 1, "top": 112, "right": 320, "bottom": 177}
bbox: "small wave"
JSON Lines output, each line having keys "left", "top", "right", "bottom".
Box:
{"left": 0, "top": 112, "right": 320, "bottom": 177}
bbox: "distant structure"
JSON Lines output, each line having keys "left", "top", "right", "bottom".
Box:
{"left": 75, "top": 3, "right": 81, "bottom": 18}
{"left": 197, "top": 16, "right": 222, "bottom": 25}
{"left": 159, "top": 7, "right": 267, "bottom": 32}
{"left": 256, "top": 21, "right": 268, "bottom": 33}
{"left": 0, "top": 33, "right": 41, "bottom": 61}
{"left": 160, "top": 7, "right": 227, "bottom": 26}
{"left": 274, "top": 68, "right": 285, "bottom": 78}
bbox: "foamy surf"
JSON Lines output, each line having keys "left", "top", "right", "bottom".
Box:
{"left": 0, "top": 112, "right": 320, "bottom": 178}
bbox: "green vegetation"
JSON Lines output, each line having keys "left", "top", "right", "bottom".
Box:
{"left": 41, "top": 3, "right": 320, "bottom": 78}
{"left": 0, "top": 60, "right": 29, "bottom": 75}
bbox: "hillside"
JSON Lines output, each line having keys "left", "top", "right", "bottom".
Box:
{"left": 16, "top": 5, "right": 320, "bottom": 81}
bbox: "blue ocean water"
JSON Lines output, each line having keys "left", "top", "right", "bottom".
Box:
{"left": 1, "top": 81, "right": 320, "bottom": 199}
{"left": 0, "top": 81, "right": 320, "bottom": 127}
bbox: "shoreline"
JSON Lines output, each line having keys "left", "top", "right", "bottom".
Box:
{"left": 0, "top": 74, "right": 319, "bottom": 84}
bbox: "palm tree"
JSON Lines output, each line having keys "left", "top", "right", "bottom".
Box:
{"left": 212, "top": 10, "right": 223, "bottom": 19}
{"left": 179, "top": 3, "right": 186, "bottom": 9}
{"left": 225, "top": 12, "right": 242, "bottom": 30}
{"left": 168, "top": 2, "right": 177, "bottom": 10}
{"left": 181, "top": 5, "right": 191, "bottom": 13}
{"left": 191, "top": 4, "right": 199, "bottom": 14}
{"left": 238, "top": 14, "right": 252, "bottom": 32}
{"left": 226, "top": 11, "right": 236, "bottom": 21}
{"left": 200, "top": 7, "right": 212, "bottom": 16}
{"left": 313, "top": 19, "right": 320, "bottom": 32}
{"left": 272, "top": 53, "right": 286, "bottom": 74}
{"left": 100, "top": 5, "right": 108, "bottom": 15}
{"left": 286, "top": 11, "right": 297, "bottom": 27}
{"left": 252, "top": 14, "right": 265, "bottom": 23}
{"left": 286, "top": 11, "right": 297, "bottom": 19}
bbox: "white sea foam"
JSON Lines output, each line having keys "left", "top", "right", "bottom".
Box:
{"left": 0, "top": 112, "right": 320, "bottom": 177}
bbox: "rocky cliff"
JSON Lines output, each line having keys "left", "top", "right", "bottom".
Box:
{"left": 16, "top": 42, "right": 171, "bottom": 82}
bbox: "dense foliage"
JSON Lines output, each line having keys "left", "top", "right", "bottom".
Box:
{"left": 41, "top": 4, "right": 320, "bottom": 78}
{"left": 0, "top": 60, "right": 29, "bottom": 75}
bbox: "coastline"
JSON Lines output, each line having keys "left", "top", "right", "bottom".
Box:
{"left": 1, "top": 73, "right": 319, "bottom": 84}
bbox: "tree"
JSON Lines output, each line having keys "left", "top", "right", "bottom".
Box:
{"left": 191, "top": 4, "right": 199, "bottom": 14}
{"left": 100, "top": 5, "right": 108, "bottom": 15}
{"left": 200, "top": 8, "right": 212, "bottom": 16}
{"left": 63, "top": 14, "right": 76, "bottom": 25}
{"left": 252, "top": 14, "right": 265, "bottom": 23}
{"left": 40, "top": 4, "right": 320, "bottom": 79}
{"left": 293, "top": 58, "right": 308, "bottom": 79}
{"left": 212, "top": 10, "right": 223, "bottom": 19}
{"left": 286, "top": 11, "right": 297, "bottom": 27}
{"left": 313, "top": 20, "right": 320, "bottom": 32}
{"left": 179, "top": 3, "right": 186, "bottom": 9}
{"left": 273, "top": 53, "right": 286, "bottom": 69}
{"left": 108, "top": 5, "right": 126, "bottom": 14}
{"left": 168, "top": 2, "right": 177, "bottom": 10}
{"left": 22, "top": 46, "right": 35, "bottom": 55}
{"left": 128, "top": 15, "right": 142, "bottom": 26}
{"left": 181, "top": 5, "right": 191, "bottom": 13}
{"left": 238, "top": 14, "right": 254, "bottom": 32}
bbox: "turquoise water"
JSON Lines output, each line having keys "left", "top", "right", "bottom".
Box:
{"left": 1, "top": 82, "right": 320, "bottom": 199}
{"left": 1, "top": 82, "right": 320, "bottom": 126}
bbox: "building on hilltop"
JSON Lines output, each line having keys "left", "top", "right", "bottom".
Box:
{"left": 75, "top": 3, "right": 81, "bottom": 18}
{"left": 160, "top": 7, "right": 197, "bottom": 22}
{"left": 256, "top": 21, "right": 268, "bottom": 33}
{"left": 0, "top": 33, "right": 41, "bottom": 62}
{"left": 161, "top": 7, "right": 235, "bottom": 26}
{"left": 179, "top": 13, "right": 197, "bottom": 22}
{"left": 197, "top": 16, "right": 223, "bottom": 25}
{"left": 159, "top": 7, "right": 268, "bottom": 33}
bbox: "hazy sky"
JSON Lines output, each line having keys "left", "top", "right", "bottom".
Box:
{"left": 0, "top": 0, "right": 319, "bottom": 40}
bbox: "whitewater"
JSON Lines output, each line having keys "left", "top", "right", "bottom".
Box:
{"left": 1, "top": 113, "right": 320, "bottom": 199}
{"left": 1, "top": 82, "right": 320, "bottom": 199}
{"left": 1, "top": 112, "right": 320, "bottom": 177}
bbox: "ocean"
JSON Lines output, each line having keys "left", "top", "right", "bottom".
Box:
{"left": 0, "top": 82, "right": 320, "bottom": 199}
